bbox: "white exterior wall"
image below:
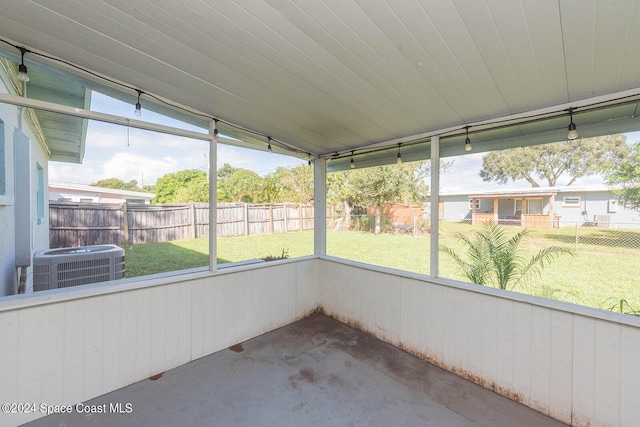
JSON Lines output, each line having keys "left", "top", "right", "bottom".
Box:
{"left": 557, "top": 190, "right": 640, "bottom": 225}
{"left": 0, "top": 70, "right": 51, "bottom": 296}
{"left": 29, "top": 136, "right": 50, "bottom": 293}
{"left": 0, "top": 259, "right": 319, "bottom": 426}
{"left": 48, "top": 189, "right": 99, "bottom": 203}
{"left": 0, "top": 98, "right": 16, "bottom": 295}
{"left": 318, "top": 258, "right": 640, "bottom": 427}
{"left": 440, "top": 194, "right": 472, "bottom": 221}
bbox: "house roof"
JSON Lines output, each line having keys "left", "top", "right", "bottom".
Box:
{"left": 49, "top": 182, "right": 155, "bottom": 199}
{"left": 1, "top": 1, "right": 640, "bottom": 167}
{"left": 0, "top": 56, "right": 92, "bottom": 164}
{"left": 27, "top": 66, "right": 91, "bottom": 164}
{"left": 442, "top": 185, "right": 615, "bottom": 198}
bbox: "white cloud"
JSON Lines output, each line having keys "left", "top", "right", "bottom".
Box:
{"left": 49, "top": 120, "right": 303, "bottom": 186}
{"left": 50, "top": 121, "right": 208, "bottom": 185}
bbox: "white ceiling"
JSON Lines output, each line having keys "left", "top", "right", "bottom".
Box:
{"left": 1, "top": 0, "right": 640, "bottom": 159}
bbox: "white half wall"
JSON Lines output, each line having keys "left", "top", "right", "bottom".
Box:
{"left": 0, "top": 258, "right": 319, "bottom": 426}
{"left": 318, "top": 257, "right": 640, "bottom": 427}
{"left": 1, "top": 256, "right": 639, "bottom": 427}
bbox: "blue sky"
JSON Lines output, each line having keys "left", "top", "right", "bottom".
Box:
{"left": 48, "top": 92, "right": 305, "bottom": 186}
{"left": 49, "top": 92, "right": 640, "bottom": 193}
{"left": 439, "top": 131, "right": 640, "bottom": 193}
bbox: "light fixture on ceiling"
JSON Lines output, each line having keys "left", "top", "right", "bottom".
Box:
{"left": 567, "top": 107, "right": 578, "bottom": 140}
{"left": 464, "top": 126, "right": 472, "bottom": 151}
{"left": 267, "top": 137, "right": 272, "bottom": 152}
{"left": 213, "top": 119, "right": 219, "bottom": 141}
{"left": 134, "top": 90, "right": 143, "bottom": 117}
{"left": 396, "top": 143, "right": 402, "bottom": 164}
{"left": 350, "top": 151, "right": 355, "bottom": 169}
{"left": 17, "top": 47, "right": 29, "bottom": 82}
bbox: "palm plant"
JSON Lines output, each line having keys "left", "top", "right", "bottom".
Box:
{"left": 439, "top": 222, "right": 573, "bottom": 290}
{"left": 605, "top": 298, "right": 640, "bottom": 316}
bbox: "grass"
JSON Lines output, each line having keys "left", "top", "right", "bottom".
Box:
{"left": 121, "top": 224, "right": 640, "bottom": 314}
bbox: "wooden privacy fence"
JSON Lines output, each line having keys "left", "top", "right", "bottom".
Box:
{"left": 49, "top": 202, "right": 324, "bottom": 248}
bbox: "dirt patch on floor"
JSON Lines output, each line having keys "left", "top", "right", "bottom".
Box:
{"left": 228, "top": 343, "right": 244, "bottom": 353}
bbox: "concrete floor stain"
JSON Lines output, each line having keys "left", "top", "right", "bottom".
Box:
{"left": 228, "top": 343, "right": 244, "bottom": 353}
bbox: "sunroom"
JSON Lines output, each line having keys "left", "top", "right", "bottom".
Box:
{"left": 1, "top": 1, "right": 639, "bottom": 426}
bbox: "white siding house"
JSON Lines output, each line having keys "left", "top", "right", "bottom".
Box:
{"left": 49, "top": 182, "right": 154, "bottom": 204}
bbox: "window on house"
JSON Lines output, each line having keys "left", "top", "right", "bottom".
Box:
{"left": 563, "top": 196, "right": 581, "bottom": 207}
{"left": 468, "top": 199, "right": 480, "bottom": 210}
{"left": 525, "top": 198, "right": 543, "bottom": 214}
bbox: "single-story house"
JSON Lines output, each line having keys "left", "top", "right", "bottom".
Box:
{"left": 49, "top": 181, "right": 154, "bottom": 204}
{"left": 440, "top": 185, "right": 640, "bottom": 228}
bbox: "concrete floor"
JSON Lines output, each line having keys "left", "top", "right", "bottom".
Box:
{"left": 25, "top": 313, "right": 568, "bottom": 427}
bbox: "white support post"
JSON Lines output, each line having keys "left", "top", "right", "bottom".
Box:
{"left": 209, "top": 120, "right": 217, "bottom": 273}
{"left": 314, "top": 158, "right": 327, "bottom": 256}
{"left": 429, "top": 135, "right": 440, "bottom": 278}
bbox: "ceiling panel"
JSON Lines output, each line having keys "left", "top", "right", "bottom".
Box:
{"left": 0, "top": 0, "right": 639, "bottom": 160}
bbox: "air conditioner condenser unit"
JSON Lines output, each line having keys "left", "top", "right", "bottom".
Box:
{"left": 33, "top": 244, "right": 125, "bottom": 291}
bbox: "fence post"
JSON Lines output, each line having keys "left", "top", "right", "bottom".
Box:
{"left": 284, "top": 204, "right": 289, "bottom": 233}
{"left": 298, "top": 204, "right": 303, "bottom": 231}
{"left": 413, "top": 216, "right": 418, "bottom": 238}
{"left": 575, "top": 221, "right": 579, "bottom": 251}
{"left": 269, "top": 205, "right": 274, "bottom": 233}
{"left": 191, "top": 202, "right": 197, "bottom": 239}
{"left": 122, "top": 202, "right": 129, "bottom": 244}
{"left": 244, "top": 203, "right": 249, "bottom": 236}
{"left": 330, "top": 205, "right": 334, "bottom": 230}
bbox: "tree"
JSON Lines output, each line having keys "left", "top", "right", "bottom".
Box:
{"left": 327, "top": 171, "right": 355, "bottom": 229}
{"left": 439, "top": 222, "right": 573, "bottom": 290}
{"left": 480, "top": 135, "right": 630, "bottom": 187}
{"left": 350, "top": 166, "right": 407, "bottom": 234}
{"left": 271, "top": 165, "right": 314, "bottom": 204}
{"left": 173, "top": 179, "right": 209, "bottom": 203}
{"left": 92, "top": 178, "right": 141, "bottom": 191}
{"left": 604, "top": 141, "right": 640, "bottom": 209}
{"left": 217, "top": 169, "right": 264, "bottom": 203}
{"left": 327, "top": 161, "right": 433, "bottom": 233}
{"left": 154, "top": 169, "right": 208, "bottom": 204}
{"left": 346, "top": 162, "right": 429, "bottom": 233}
{"left": 217, "top": 163, "right": 240, "bottom": 182}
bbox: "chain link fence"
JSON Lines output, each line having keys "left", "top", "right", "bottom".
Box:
{"left": 335, "top": 214, "right": 431, "bottom": 236}
{"left": 336, "top": 214, "right": 640, "bottom": 254}
{"left": 329, "top": 214, "right": 640, "bottom": 313}
{"left": 553, "top": 220, "right": 640, "bottom": 252}
{"left": 439, "top": 219, "right": 640, "bottom": 253}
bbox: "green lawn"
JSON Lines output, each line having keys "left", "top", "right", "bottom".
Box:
{"left": 122, "top": 224, "right": 640, "bottom": 314}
